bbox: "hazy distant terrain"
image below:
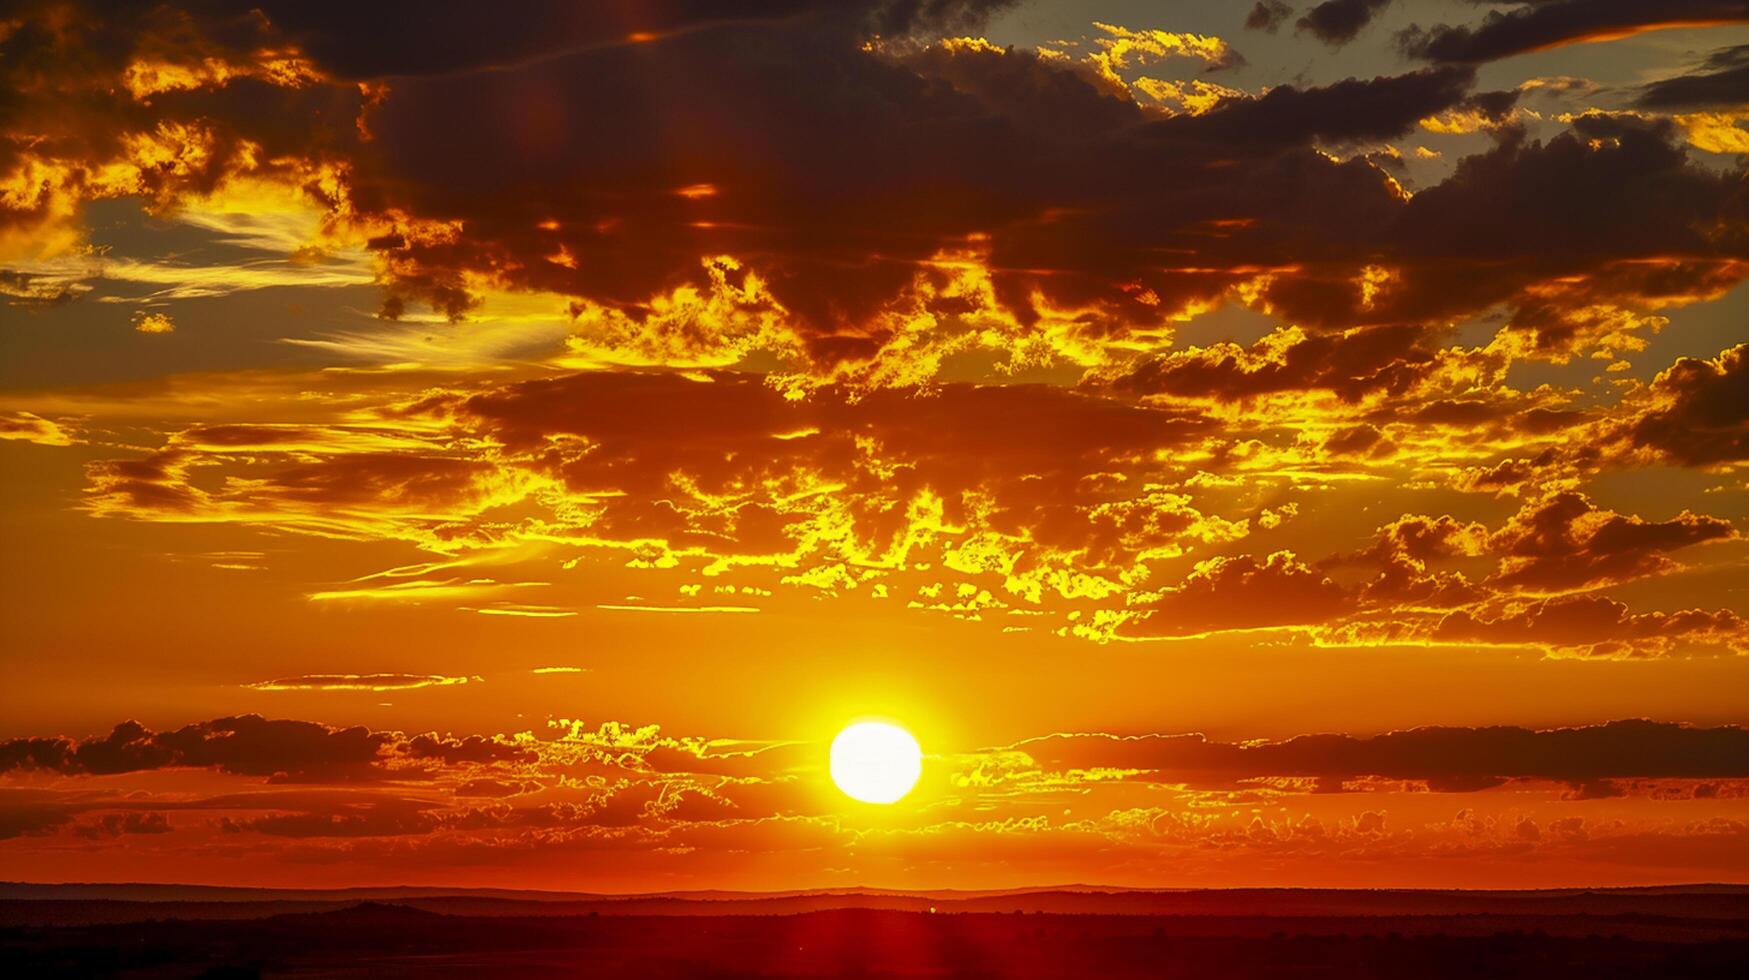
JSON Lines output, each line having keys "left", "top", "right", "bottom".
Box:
{"left": 6, "top": 882, "right": 1749, "bottom": 926}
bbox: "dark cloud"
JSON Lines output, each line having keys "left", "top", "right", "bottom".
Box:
{"left": 1345, "top": 492, "right": 1740, "bottom": 611}
{"left": 0, "top": 804, "right": 73, "bottom": 840}
{"left": 1246, "top": 1, "right": 1295, "bottom": 33}
{"left": 1346, "top": 514, "right": 1487, "bottom": 608}
{"left": 220, "top": 0, "right": 1020, "bottom": 79}
{"left": 1620, "top": 343, "right": 1749, "bottom": 467}
{"left": 0, "top": 269, "right": 81, "bottom": 307}
{"left": 9, "top": 0, "right": 1744, "bottom": 362}
{"left": 1298, "top": 0, "right": 1392, "bottom": 47}
{"left": 346, "top": 22, "right": 1045, "bottom": 333}
{"left": 1400, "top": 1, "right": 1749, "bottom": 65}
{"left": 442, "top": 371, "right": 1218, "bottom": 562}
{"left": 1170, "top": 65, "right": 1474, "bottom": 148}
{"left": 1635, "top": 43, "right": 1749, "bottom": 110}
{"left": 72, "top": 811, "right": 172, "bottom": 839}
{"left": 1387, "top": 113, "right": 1749, "bottom": 331}
{"left": 1368, "top": 514, "right": 1490, "bottom": 564}
{"left": 1013, "top": 720, "right": 1749, "bottom": 791}
{"left": 1321, "top": 423, "right": 1389, "bottom": 457}
{"left": 221, "top": 797, "right": 440, "bottom": 838}
{"left": 1485, "top": 491, "right": 1735, "bottom": 593}
{"left": 0, "top": 0, "right": 1490, "bottom": 352}
{"left": 1022, "top": 103, "right": 1741, "bottom": 339}
{"left": 1104, "top": 324, "right": 1446, "bottom": 403}
{"left": 1434, "top": 595, "right": 1749, "bottom": 656}
{"left": 1125, "top": 551, "right": 1352, "bottom": 637}
{"left": 0, "top": 716, "right": 390, "bottom": 780}
{"left": 404, "top": 733, "right": 537, "bottom": 766}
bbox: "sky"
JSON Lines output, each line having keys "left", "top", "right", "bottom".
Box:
{"left": 2, "top": 0, "right": 1748, "bottom": 892}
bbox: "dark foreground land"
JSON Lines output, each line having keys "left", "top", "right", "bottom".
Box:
{"left": 3, "top": 886, "right": 1748, "bottom": 978}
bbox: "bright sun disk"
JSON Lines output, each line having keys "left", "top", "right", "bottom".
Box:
{"left": 829, "top": 721, "right": 922, "bottom": 804}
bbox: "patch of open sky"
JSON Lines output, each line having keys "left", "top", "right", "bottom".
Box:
{"left": 1171, "top": 300, "right": 1280, "bottom": 348}
{"left": 1502, "top": 280, "right": 1749, "bottom": 400}
{"left": 0, "top": 199, "right": 384, "bottom": 389}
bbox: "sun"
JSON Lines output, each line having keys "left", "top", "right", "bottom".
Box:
{"left": 829, "top": 721, "right": 922, "bottom": 804}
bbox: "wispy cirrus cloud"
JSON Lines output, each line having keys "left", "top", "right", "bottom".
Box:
{"left": 244, "top": 674, "right": 480, "bottom": 693}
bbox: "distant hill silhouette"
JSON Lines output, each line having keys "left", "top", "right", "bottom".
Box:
{"left": 5, "top": 882, "right": 1749, "bottom": 927}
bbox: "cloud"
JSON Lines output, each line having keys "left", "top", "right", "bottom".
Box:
{"left": 1298, "top": 0, "right": 1392, "bottom": 47}
{"left": 228, "top": 0, "right": 1020, "bottom": 80}
{"left": 72, "top": 811, "right": 173, "bottom": 839}
{"left": 220, "top": 798, "right": 441, "bottom": 839}
{"left": 3, "top": 3, "right": 1748, "bottom": 681}
{"left": 597, "top": 604, "right": 761, "bottom": 614}
{"left": 0, "top": 716, "right": 391, "bottom": 780}
{"left": 1101, "top": 324, "right": 1449, "bottom": 403}
{"left": 55, "top": 367, "right": 1246, "bottom": 628}
{"left": 0, "top": 411, "right": 73, "bottom": 447}
{"left": 0, "top": 3, "right": 1481, "bottom": 349}
{"left": 1485, "top": 491, "right": 1736, "bottom": 593}
{"left": 6, "top": 1, "right": 1745, "bottom": 381}
{"left": 455, "top": 778, "right": 539, "bottom": 798}
{"left": 13, "top": 714, "right": 1747, "bottom": 809}
{"left": 403, "top": 732, "right": 537, "bottom": 766}
{"left": 0, "top": 805, "right": 74, "bottom": 840}
{"left": 1400, "top": 1, "right": 1749, "bottom": 64}
{"left": 1615, "top": 343, "right": 1749, "bottom": 468}
{"left": 1389, "top": 113, "right": 1747, "bottom": 337}
{"left": 1245, "top": 1, "right": 1294, "bottom": 33}
{"left": 1125, "top": 551, "right": 1352, "bottom": 637}
{"left": 131, "top": 310, "right": 176, "bottom": 334}
{"left": 3, "top": 712, "right": 1745, "bottom": 883}
{"left": 1636, "top": 44, "right": 1749, "bottom": 111}
{"left": 245, "top": 674, "right": 479, "bottom": 692}
{"left": 1434, "top": 595, "right": 1749, "bottom": 657}
{"left": 0, "top": 268, "right": 85, "bottom": 306}
{"left": 1347, "top": 513, "right": 1488, "bottom": 607}
{"left": 1319, "top": 494, "right": 1749, "bottom": 656}
{"left": 50, "top": 346, "right": 1747, "bottom": 650}
{"left": 1007, "top": 720, "right": 1749, "bottom": 792}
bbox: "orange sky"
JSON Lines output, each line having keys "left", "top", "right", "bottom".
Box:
{"left": 3, "top": 0, "right": 1749, "bottom": 892}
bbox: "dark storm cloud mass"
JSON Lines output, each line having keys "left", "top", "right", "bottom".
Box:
{"left": 6, "top": 0, "right": 1749, "bottom": 359}
{"left": 1171, "top": 65, "right": 1475, "bottom": 147}
{"left": 342, "top": 31, "right": 1482, "bottom": 335}
{"left": 229, "top": 0, "right": 1023, "bottom": 78}
{"left": 1385, "top": 113, "right": 1748, "bottom": 331}
{"left": 8, "top": 0, "right": 1019, "bottom": 82}
{"left": 1401, "top": 1, "right": 1749, "bottom": 65}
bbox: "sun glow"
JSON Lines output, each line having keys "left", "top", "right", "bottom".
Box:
{"left": 829, "top": 721, "right": 923, "bottom": 804}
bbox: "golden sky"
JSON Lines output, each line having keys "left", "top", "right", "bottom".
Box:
{"left": 3, "top": 0, "right": 1749, "bottom": 892}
